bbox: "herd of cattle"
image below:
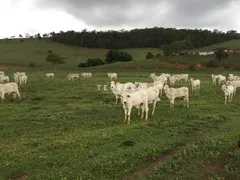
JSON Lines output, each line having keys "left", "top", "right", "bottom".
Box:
{"left": 178, "top": 51, "right": 215, "bottom": 56}
{"left": 0, "top": 70, "right": 239, "bottom": 124}
{"left": 45, "top": 72, "right": 93, "bottom": 79}
{"left": 107, "top": 72, "right": 240, "bottom": 124}
{"left": 0, "top": 71, "right": 27, "bottom": 101}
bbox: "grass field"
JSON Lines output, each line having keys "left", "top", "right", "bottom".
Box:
{"left": 0, "top": 69, "right": 240, "bottom": 180}
{"left": 0, "top": 38, "right": 240, "bottom": 179}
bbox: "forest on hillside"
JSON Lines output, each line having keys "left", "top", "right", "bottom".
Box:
{"left": 48, "top": 27, "right": 240, "bottom": 50}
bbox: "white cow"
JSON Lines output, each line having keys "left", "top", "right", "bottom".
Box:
{"left": 119, "top": 90, "right": 149, "bottom": 124}
{"left": 211, "top": 74, "right": 218, "bottom": 86}
{"left": 81, "top": 72, "right": 92, "bottom": 78}
{"left": 190, "top": 78, "right": 201, "bottom": 92}
{"left": 169, "top": 75, "right": 178, "bottom": 87}
{"left": 67, "top": 73, "right": 79, "bottom": 80}
{"left": 110, "top": 81, "right": 136, "bottom": 104}
{"left": 134, "top": 82, "right": 154, "bottom": 89}
{"left": 164, "top": 85, "right": 189, "bottom": 110}
{"left": 19, "top": 74, "right": 27, "bottom": 85}
{"left": 136, "top": 84, "right": 161, "bottom": 115}
{"left": 0, "top": 71, "right": 5, "bottom": 76}
{"left": 149, "top": 73, "right": 156, "bottom": 80}
{"left": 107, "top": 73, "right": 117, "bottom": 80}
{"left": 153, "top": 80, "right": 164, "bottom": 96}
{"left": 226, "top": 80, "right": 240, "bottom": 95}
{"left": 217, "top": 75, "right": 226, "bottom": 85}
{"left": 46, "top": 73, "right": 54, "bottom": 78}
{"left": 0, "top": 76, "right": 9, "bottom": 83}
{"left": 177, "top": 74, "right": 189, "bottom": 84}
{"left": 14, "top": 72, "right": 26, "bottom": 84}
{"left": 143, "top": 86, "right": 160, "bottom": 115}
{"left": 153, "top": 75, "right": 168, "bottom": 84}
{"left": 0, "top": 82, "right": 21, "bottom": 102}
{"left": 221, "top": 85, "right": 235, "bottom": 104}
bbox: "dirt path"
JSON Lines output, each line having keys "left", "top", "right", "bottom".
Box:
{"left": 128, "top": 150, "right": 175, "bottom": 180}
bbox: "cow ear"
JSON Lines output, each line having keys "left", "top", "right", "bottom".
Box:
{"left": 127, "top": 95, "right": 131, "bottom": 98}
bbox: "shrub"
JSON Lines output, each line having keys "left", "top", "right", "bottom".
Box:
{"left": 29, "top": 63, "right": 36, "bottom": 67}
{"left": 118, "top": 51, "right": 133, "bottom": 62}
{"left": 155, "top": 53, "right": 162, "bottom": 59}
{"left": 86, "top": 58, "right": 105, "bottom": 67}
{"left": 105, "top": 49, "right": 132, "bottom": 63}
{"left": 146, "top": 52, "right": 154, "bottom": 59}
{"left": 206, "top": 60, "right": 217, "bottom": 68}
{"left": 78, "top": 63, "right": 87, "bottom": 68}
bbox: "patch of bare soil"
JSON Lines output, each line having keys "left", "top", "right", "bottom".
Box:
{"left": 9, "top": 172, "right": 28, "bottom": 180}
{"left": 129, "top": 150, "right": 175, "bottom": 180}
{"left": 67, "top": 105, "right": 76, "bottom": 110}
{"left": 176, "top": 63, "right": 189, "bottom": 70}
{"left": 216, "top": 66, "right": 225, "bottom": 69}
{"left": 201, "top": 147, "right": 238, "bottom": 179}
{"left": 195, "top": 130, "right": 208, "bottom": 136}
{"left": 0, "top": 62, "right": 30, "bottom": 70}
{"left": 201, "top": 156, "right": 227, "bottom": 178}
{"left": 194, "top": 64, "right": 205, "bottom": 70}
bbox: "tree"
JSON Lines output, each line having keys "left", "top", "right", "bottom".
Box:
{"left": 37, "top": 33, "right": 42, "bottom": 41}
{"left": 29, "top": 27, "right": 240, "bottom": 50}
{"left": 215, "top": 49, "right": 229, "bottom": 63}
{"left": 42, "top": 33, "right": 48, "bottom": 38}
{"left": 19, "top": 34, "right": 22, "bottom": 38}
{"left": 25, "top": 33, "right": 30, "bottom": 38}
{"left": 161, "top": 44, "right": 173, "bottom": 56}
{"left": 45, "top": 51, "right": 65, "bottom": 71}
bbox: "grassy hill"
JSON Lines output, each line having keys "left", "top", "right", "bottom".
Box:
{"left": 188, "top": 39, "right": 240, "bottom": 51}
{"left": 0, "top": 38, "right": 161, "bottom": 68}
{"left": 1, "top": 38, "right": 240, "bottom": 71}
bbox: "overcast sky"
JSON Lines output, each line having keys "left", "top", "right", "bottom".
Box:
{"left": 1, "top": 0, "right": 240, "bottom": 39}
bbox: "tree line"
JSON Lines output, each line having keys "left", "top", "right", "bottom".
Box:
{"left": 48, "top": 27, "right": 240, "bottom": 50}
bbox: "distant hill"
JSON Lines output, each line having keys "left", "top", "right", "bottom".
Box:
{"left": 49, "top": 28, "right": 240, "bottom": 49}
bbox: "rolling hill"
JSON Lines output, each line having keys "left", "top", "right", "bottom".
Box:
{"left": 0, "top": 38, "right": 240, "bottom": 70}
{"left": 0, "top": 38, "right": 161, "bottom": 68}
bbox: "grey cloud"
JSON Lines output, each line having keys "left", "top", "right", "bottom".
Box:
{"left": 33, "top": 0, "right": 239, "bottom": 30}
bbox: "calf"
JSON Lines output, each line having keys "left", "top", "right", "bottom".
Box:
{"left": 119, "top": 90, "right": 149, "bottom": 124}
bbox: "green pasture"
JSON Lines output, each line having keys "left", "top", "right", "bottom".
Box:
{"left": 0, "top": 69, "right": 239, "bottom": 180}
